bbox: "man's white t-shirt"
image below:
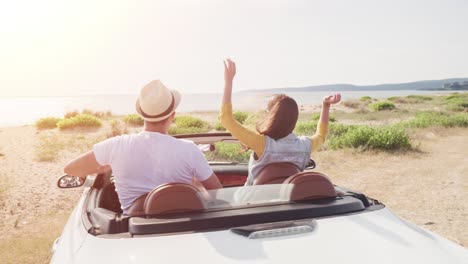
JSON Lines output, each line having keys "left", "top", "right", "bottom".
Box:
{"left": 93, "top": 131, "right": 213, "bottom": 214}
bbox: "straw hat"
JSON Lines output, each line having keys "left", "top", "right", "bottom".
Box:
{"left": 135, "top": 80, "right": 181, "bottom": 122}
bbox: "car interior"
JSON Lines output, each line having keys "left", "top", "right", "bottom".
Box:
{"left": 83, "top": 164, "right": 381, "bottom": 237}
{"left": 78, "top": 134, "right": 383, "bottom": 237}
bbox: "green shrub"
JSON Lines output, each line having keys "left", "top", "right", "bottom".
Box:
{"left": 294, "top": 121, "right": 318, "bottom": 135}
{"left": 406, "top": 95, "right": 433, "bottom": 101}
{"left": 35, "top": 117, "right": 61, "bottom": 130}
{"left": 233, "top": 111, "right": 249, "bottom": 124}
{"left": 446, "top": 114, "right": 468, "bottom": 127}
{"left": 387, "top": 96, "right": 409, "bottom": 103}
{"left": 329, "top": 125, "right": 410, "bottom": 150}
{"left": 367, "top": 127, "right": 411, "bottom": 150}
{"left": 175, "top": 116, "right": 208, "bottom": 128}
{"left": 369, "top": 101, "right": 396, "bottom": 111}
{"left": 214, "top": 111, "right": 250, "bottom": 131}
{"left": 297, "top": 121, "right": 411, "bottom": 151}
{"left": 404, "top": 111, "right": 468, "bottom": 128}
{"left": 205, "top": 142, "right": 251, "bottom": 163}
{"left": 405, "top": 112, "right": 447, "bottom": 128}
{"left": 311, "top": 113, "right": 336, "bottom": 122}
{"left": 388, "top": 95, "right": 432, "bottom": 104}
{"left": 81, "top": 109, "right": 112, "bottom": 118}
{"left": 168, "top": 116, "right": 211, "bottom": 135}
{"left": 445, "top": 94, "right": 461, "bottom": 100}
{"left": 360, "top": 96, "right": 372, "bottom": 101}
{"left": 329, "top": 126, "right": 374, "bottom": 149}
{"left": 329, "top": 123, "right": 355, "bottom": 138}
{"left": 124, "top": 114, "right": 144, "bottom": 126}
{"left": 57, "top": 114, "right": 102, "bottom": 130}
{"left": 295, "top": 121, "right": 349, "bottom": 136}
{"left": 214, "top": 122, "right": 226, "bottom": 131}
{"left": 444, "top": 94, "right": 468, "bottom": 112}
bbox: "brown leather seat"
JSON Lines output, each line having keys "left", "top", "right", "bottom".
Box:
{"left": 96, "top": 183, "right": 123, "bottom": 213}
{"left": 126, "top": 193, "right": 149, "bottom": 216}
{"left": 283, "top": 172, "right": 337, "bottom": 201}
{"left": 143, "top": 183, "right": 205, "bottom": 215}
{"left": 253, "top": 163, "right": 301, "bottom": 185}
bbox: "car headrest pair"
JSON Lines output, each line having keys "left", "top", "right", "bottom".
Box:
{"left": 127, "top": 171, "right": 336, "bottom": 216}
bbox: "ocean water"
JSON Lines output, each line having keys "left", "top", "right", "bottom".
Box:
{"left": 0, "top": 90, "right": 456, "bottom": 127}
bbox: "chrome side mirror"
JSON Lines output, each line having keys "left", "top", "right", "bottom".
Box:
{"left": 198, "top": 143, "right": 215, "bottom": 152}
{"left": 57, "top": 175, "right": 84, "bottom": 188}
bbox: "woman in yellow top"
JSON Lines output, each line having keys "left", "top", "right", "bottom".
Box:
{"left": 220, "top": 59, "right": 341, "bottom": 185}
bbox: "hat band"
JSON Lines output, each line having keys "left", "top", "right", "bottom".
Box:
{"left": 137, "top": 94, "right": 175, "bottom": 119}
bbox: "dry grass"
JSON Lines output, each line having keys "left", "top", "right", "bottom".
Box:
{"left": 333, "top": 109, "right": 412, "bottom": 125}
{"left": 107, "top": 119, "right": 128, "bottom": 138}
{"left": 35, "top": 131, "right": 104, "bottom": 162}
{"left": 313, "top": 128, "right": 468, "bottom": 246}
{"left": 0, "top": 211, "right": 71, "bottom": 264}
{"left": 342, "top": 100, "right": 363, "bottom": 109}
{"left": 35, "top": 134, "right": 65, "bottom": 162}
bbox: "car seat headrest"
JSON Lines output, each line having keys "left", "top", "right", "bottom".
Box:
{"left": 253, "top": 163, "right": 301, "bottom": 185}
{"left": 284, "top": 172, "right": 337, "bottom": 201}
{"left": 144, "top": 183, "right": 205, "bottom": 215}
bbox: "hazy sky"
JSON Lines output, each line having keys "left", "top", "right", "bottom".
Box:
{"left": 1, "top": 0, "right": 467, "bottom": 96}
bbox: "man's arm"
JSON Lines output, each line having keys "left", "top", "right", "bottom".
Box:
{"left": 200, "top": 173, "right": 222, "bottom": 190}
{"left": 64, "top": 150, "right": 110, "bottom": 178}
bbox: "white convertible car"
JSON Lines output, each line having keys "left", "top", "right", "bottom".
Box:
{"left": 51, "top": 133, "right": 467, "bottom": 264}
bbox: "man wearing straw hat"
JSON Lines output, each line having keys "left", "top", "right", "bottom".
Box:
{"left": 64, "top": 80, "right": 222, "bottom": 214}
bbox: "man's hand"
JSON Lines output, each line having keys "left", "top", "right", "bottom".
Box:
{"left": 224, "top": 58, "right": 236, "bottom": 84}
{"left": 323, "top": 93, "right": 341, "bottom": 105}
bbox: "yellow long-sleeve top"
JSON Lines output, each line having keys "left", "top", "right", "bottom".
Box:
{"left": 220, "top": 103, "right": 328, "bottom": 158}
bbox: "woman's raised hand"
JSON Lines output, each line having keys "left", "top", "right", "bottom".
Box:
{"left": 323, "top": 93, "right": 341, "bottom": 105}
{"left": 222, "top": 59, "right": 236, "bottom": 103}
{"left": 224, "top": 58, "right": 236, "bottom": 83}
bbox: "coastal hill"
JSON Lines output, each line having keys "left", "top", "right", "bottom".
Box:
{"left": 241, "top": 78, "right": 468, "bottom": 93}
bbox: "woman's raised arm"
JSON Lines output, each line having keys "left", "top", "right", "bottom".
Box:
{"left": 310, "top": 93, "right": 341, "bottom": 152}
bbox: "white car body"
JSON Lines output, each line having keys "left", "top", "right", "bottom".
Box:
{"left": 51, "top": 134, "right": 468, "bottom": 264}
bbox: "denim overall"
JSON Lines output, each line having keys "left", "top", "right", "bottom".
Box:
{"left": 245, "top": 133, "right": 312, "bottom": 185}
